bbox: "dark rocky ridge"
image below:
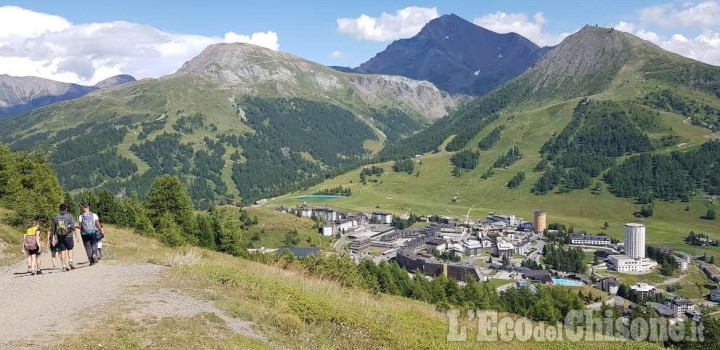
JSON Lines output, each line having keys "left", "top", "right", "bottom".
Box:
{"left": 347, "top": 14, "right": 550, "bottom": 96}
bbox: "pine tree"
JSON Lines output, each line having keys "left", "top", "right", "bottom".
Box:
{"left": 146, "top": 175, "right": 196, "bottom": 234}
{"left": 156, "top": 212, "right": 185, "bottom": 247}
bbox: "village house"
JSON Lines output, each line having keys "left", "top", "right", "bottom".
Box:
{"left": 321, "top": 224, "right": 335, "bottom": 237}
{"left": 371, "top": 211, "right": 393, "bottom": 224}
{"left": 294, "top": 204, "right": 312, "bottom": 218}
{"left": 313, "top": 207, "right": 337, "bottom": 222}
{"left": 463, "top": 240, "right": 482, "bottom": 256}
{"left": 630, "top": 283, "right": 656, "bottom": 300}
{"left": 599, "top": 276, "right": 620, "bottom": 295}
{"left": 520, "top": 269, "right": 552, "bottom": 284}
{"left": 516, "top": 280, "right": 538, "bottom": 294}
{"left": 494, "top": 240, "right": 515, "bottom": 258}
{"left": 274, "top": 206, "right": 290, "bottom": 214}
{"left": 664, "top": 297, "right": 695, "bottom": 318}
{"left": 514, "top": 239, "right": 533, "bottom": 256}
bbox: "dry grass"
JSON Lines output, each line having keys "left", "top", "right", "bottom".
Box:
{"left": 166, "top": 247, "right": 204, "bottom": 267}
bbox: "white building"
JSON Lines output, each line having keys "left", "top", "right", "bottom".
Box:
{"left": 608, "top": 223, "right": 654, "bottom": 273}
{"left": 321, "top": 225, "right": 335, "bottom": 237}
{"left": 608, "top": 254, "right": 655, "bottom": 272}
{"left": 675, "top": 256, "right": 689, "bottom": 271}
{"left": 630, "top": 283, "right": 656, "bottom": 299}
{"left": 570, "top": 234, "right": 611, "bottom": 246}
{"left": 296, "top": 205, "right": 312, "bottom": 218}
{"left": 514, "top": 240, "right": 533, "bottom": 256}
{"left": 463, "top": 240, "right": 482, "bottom": 256}
{"left": 313, "top": 208, "right": 337, "bottom": 222}
{"left": 664, "top": 298, "right": 695, "bottom": 318}
{"left": 336, "top": 219, "right": 354, "bottom": 232}
{"left": 372, "top": 211, "right": 393, "bottom": 224}
{"left": 495, "top": 240, "right": 515, "bottom": 258}
{"left": 625, "top": 223, "right": 646, "bottom": 259}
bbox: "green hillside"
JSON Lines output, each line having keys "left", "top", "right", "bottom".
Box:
{"left": 0, "top": 44, "right": 456, "bottom": 208}
{"left": 273, "top": 26, "right": 720, "bottom": 253}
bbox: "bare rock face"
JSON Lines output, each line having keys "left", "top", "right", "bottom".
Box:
{"left": 523, "top": 25, "right": 631, "bottom": 94}
{"left": 174, "top": 43, "right": 456, "bottom": 121}
{"left": 348, "top": 75, "right": 456, "bottom": 120}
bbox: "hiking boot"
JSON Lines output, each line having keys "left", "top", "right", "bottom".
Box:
{"left": 69, "top": 262, "right": 76, "bottom": 269}
{"left": 36, "top": 270, "right": 43, "bottom": 275}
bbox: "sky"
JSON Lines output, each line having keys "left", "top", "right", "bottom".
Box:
{"left": 0, "top": 0, "right": 719, "bottom": 85}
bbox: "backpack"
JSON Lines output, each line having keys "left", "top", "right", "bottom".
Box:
{"left": 55, "top": 215, "right": 72, "bottom": 237}
{"left": 24, "top": 228, "right": 38, "bottom": 251}
{"left": 81, "top": 212, "right": 97, "bottom": 235}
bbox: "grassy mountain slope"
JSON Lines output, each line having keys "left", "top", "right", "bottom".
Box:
{"left": 275, "top": 26, "right": 720, "bottom": 253}
{"left": 0, "top": 44, "right": 457, "bottom": 207}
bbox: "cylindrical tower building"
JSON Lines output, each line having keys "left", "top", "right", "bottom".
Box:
{"left": 533, "top": 210, "right": 546, "bottom": 233}
{"left": 624, "top": 223, "right": 646, "bottom": 259}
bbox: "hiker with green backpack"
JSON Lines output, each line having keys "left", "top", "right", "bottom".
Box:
{"left": 21, "top": 220, "right": 42, "bottom": 275}
{"left": 78, "top": 203, "right": 104, "bottom": 266}
{"left": 52, "top": 203, "right": 78, "bottom": 271}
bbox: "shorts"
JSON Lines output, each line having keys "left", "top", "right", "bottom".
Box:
{"left": 49, "top": 242, "right": 58, "bottom": 253}
{"left": 26, "top": 247, "right": 39, "bottom": 255}
{"left": 56, "top": 235, "right": 74, "bottom": 252}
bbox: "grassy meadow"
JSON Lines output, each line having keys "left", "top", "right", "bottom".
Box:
{"left": 272, "top": 100, "right": 720, "bottom": 256}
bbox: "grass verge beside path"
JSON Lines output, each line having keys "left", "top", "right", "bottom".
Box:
{"left": 52, "top": 227, "right": 663, "bottom": 350}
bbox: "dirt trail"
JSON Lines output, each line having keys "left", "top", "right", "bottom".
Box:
{"left": 0, "top": 243, "right": 268, "bottom": 349}
{"left": 0, "top": 243, "right": 164, "bottom": 348}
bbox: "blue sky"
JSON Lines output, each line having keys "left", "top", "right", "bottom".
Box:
{"left": 1, "top": 0, "right": 719, "bottom": 84}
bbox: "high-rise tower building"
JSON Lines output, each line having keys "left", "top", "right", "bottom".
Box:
{"left": 624, "top": 223, "right": 646, "bottom": 259}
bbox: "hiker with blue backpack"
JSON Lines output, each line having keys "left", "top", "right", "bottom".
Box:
{"left": 78, "top": 203, "right": 104, "bottom": 265}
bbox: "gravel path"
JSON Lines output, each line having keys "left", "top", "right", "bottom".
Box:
{"left": 0, "top": 244, "right": 165, "bottom": 349}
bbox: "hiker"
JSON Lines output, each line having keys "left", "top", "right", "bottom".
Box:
{"left": 78, "top": 204, "right": 103, "bottom": 265}
{"left": 96, "top": 229, "right": 104, "bottom": 260}
{"left": 52, "top": 203, "right": 77, "bottom": 271}
{"left": 45, "top": 229, "right": 58, "bottom": 270}
{"left": 21, "top": 220, "right": 41, "bottom": 275}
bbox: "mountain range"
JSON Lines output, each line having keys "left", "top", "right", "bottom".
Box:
{"left": 285, "top": 25, "right": 720, "bottom": 240}
{"left": 337, "top": 14, "right": 550, "bottom": 96}
{"left": 0, "top": 74, "right": 135, "bottom": 118}
{"left": 0, "top": 15, "right": 718, "bottom": 244}
{"left": 0, "top": 42, "right": 456, "bottom": 208}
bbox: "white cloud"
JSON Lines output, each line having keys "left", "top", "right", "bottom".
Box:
{"left": 337, "top": 6, "right": 438, "bottom": 41}
{"left": 641, "top": 1, "right": 720, "bottom": 27}
{"left": 223, "top": 31, "right": 279, "bottom": 51}
{"left": 613, "top": 21, "right": 635, "bottom": 33}
{"left": 612, "top": 21, "right": 720, "bottom": 65}
{"left": 0, "top": 6, "right": 279, "bottom": 85}
{"left": 330, "top": 50, "right": 343, "bottom": 59}
{"left": 473, "top": 11, "right": 569, "bottom": 46}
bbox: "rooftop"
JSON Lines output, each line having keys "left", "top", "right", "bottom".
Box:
{"left": 275, "top": 247, "right": 319, "bottom": 258}
{"left": 630, "top": 283, "right": 655, "bottom": 292}
{"left": 625, "top": 223, "right": 645, "bottom": 228}
{"left": 702, "top": 265, "right": 720, "bottom": 275}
